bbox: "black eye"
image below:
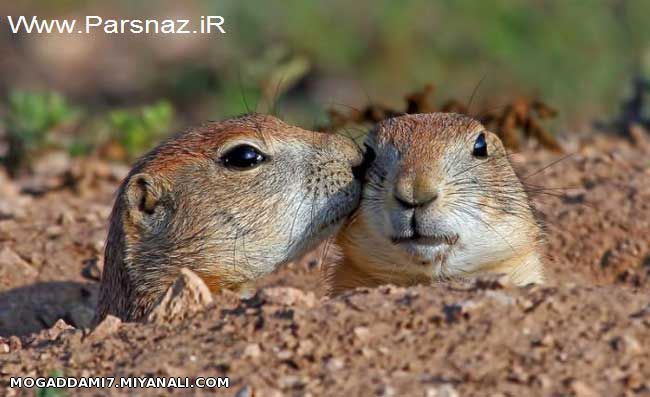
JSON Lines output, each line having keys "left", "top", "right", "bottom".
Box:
{"left": 221, "top": 145, "right": 266, "bottom": 170}
{"left": 472, "top": 132, "right": 488, "bottom": 158}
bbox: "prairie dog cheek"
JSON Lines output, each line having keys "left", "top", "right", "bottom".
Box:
{"left": 446, "top": 214, "right": 533, "bottom": 275}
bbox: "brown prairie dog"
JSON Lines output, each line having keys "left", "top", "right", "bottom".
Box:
{"left": 97, "top": 113, "right": 363, "bottom": 322}
{"left": 328, "top": 113, "right": 544, "bottom": 295}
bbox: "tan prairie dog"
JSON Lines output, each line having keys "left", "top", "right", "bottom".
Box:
{"left": 97, "top": 113, "right": 364, "bottom": 322}
{"left": 328, "top": 113, "right": 544, "bottom": 295}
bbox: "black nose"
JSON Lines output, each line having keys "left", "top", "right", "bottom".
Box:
{"left": 352, "top": 145, "right": 376, "bottom": 180}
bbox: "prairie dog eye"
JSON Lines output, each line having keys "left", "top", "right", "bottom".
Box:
{"left": 221, "top": 145, "right": 266, "bottom": 170}
{"left": 472, "top": 132, "right": 488, "bottom": 158}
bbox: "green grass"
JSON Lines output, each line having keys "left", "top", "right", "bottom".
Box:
{"left": 2, "top": 1, "right": 649, "bottom": 173}
{"left": 108, "top": 100, "right": 174, "bottom": 159}
{"left": 1, "top": 91, "right": 78, "bottom": 175}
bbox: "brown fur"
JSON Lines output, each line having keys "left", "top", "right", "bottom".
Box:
{"left": 97, "top": 113, "right": 362, "bottom": 322}
{"left": 328, "top": 113, "right": 544, "bottom": 295}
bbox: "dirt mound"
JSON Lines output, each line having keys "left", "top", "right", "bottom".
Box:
{"left": 519, "top": 133, "right": 650, "bottom": 287}
{"left": 3, "top": 284, "right": 649, "bottom": 396}
{"left": 1, "top": 133, "right": 649, "bottom": 396}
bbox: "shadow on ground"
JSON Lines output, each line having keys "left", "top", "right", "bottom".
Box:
{"left": 0, "top": 281, "right": 97, "bottom": 337}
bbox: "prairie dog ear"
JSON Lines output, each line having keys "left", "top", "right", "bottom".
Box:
{"left": 124, "top": 173, "right": 166, "bottom": 226}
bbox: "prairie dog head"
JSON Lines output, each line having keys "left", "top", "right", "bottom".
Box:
{"left": 99, "top": 113, "right": 363, "bottom": 321}
{"left": 334, "top": 113, "right": 543, "bottom": 292}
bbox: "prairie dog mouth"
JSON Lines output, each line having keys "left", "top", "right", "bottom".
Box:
{"left": 390, "top": 233, "right": 458, "bottom": 246}
{"left": 389, "top": 232, "right": 457, "bottom": 266}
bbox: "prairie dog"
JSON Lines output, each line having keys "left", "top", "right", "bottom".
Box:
{"left": 329, "top": 113, "right": 544, "bottom": 295}
{"left": 97, "top": 113, "right": 363, "bottom": 321}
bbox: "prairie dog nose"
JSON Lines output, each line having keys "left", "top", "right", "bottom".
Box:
{"left": 394, "top": 171, "right": 439, "bottom": 208}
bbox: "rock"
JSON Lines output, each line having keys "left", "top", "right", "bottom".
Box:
{"left": 56, "top": 210, "right": 76, "bottom": 226}
{"left": 610, "top": 334, "right": 643, "bottom": 356}
{"left": 147, "top": 268, "right": 214, "bottom": 323}
{"left": 604, "top": 367, "right": 626, "bottom": 383}
{"left": 629, "top": 123, "right": 649, "bottom": 147}
{"left": 8, "top": 336, "right": 21, "bottom": 351}
{"left": 426, "top": 384, "right": 459, "bottom": 397}
{"left": 625, "top": 372, "right": 644, "bottom": 390}
{"left": 260, "top": 287, "right": 317, "bottom": 308}
{"left": 20, "top": 176, "right": 61, "bottom": 196}
{"left": 275, "top": 350, "right": 293, "bottom": 360}
{"left": 93, "top": 240, "right": 105, "bottom": 254}
{"left": 85, "top": 315, "right": 122, "bottom": 342}
{"left": 325, "top": 357, "right": 344, "bottom": 371}
{"left": 279, "top": 375, "right": 305, "bottom": 389}
{"left": 0, "top": 247, "right": 37, "bottom": 286}
{"left": 243, "top": 343, "right": 262, "bottom": 358}
{"left": 65, "top": 158, "right": 128, "bottom": 195}
{"left": 0, "top": 170, "right": 21, "bottom": 198}
{"left": 108, "top": 163, "right": 130, "bottom": 181}
{"left": 234, "top": 385, "right": 253, "bottom": 397}
{"left": 484, "top": 290, "right": 516, "bottom": 306}
{"left": 45, "top": 319, "right": 75, "bottom": 340}
{"left": 0, "top": 199, "right": 26, "bottom": 221}
{"left": 45, "top": 225, "right": 63, "bottom": 238}
{"left": 0, "top": 220, "right": 19, "bottom": 241}
{"left": 32, "top": 151, "right": 71, "bottom": 176}
{"left": 570, "top": 380, "right": 598, "bottom": 397}
{"left": 353, "top": 326, "right": 370, "bottom": 341}
{"left": 28, "top": 252, "right": 45, "bottom": 267}
{"left": 297, "top": 339, "right": 315, "bottom": 356}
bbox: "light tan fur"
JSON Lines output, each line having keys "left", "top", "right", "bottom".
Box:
{"left": 328, "top": 113, "right": 544, "bottom": 295}
{"left": 97, "top": 113, "right": 363, "bottom": 322}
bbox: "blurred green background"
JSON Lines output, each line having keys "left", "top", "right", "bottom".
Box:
{"left": 0, "top": 0, "right": 649, "bottom": 170}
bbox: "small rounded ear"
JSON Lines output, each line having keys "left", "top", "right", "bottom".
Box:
{"left": 124, "top": 173, "right": 165, "bottom": 226}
